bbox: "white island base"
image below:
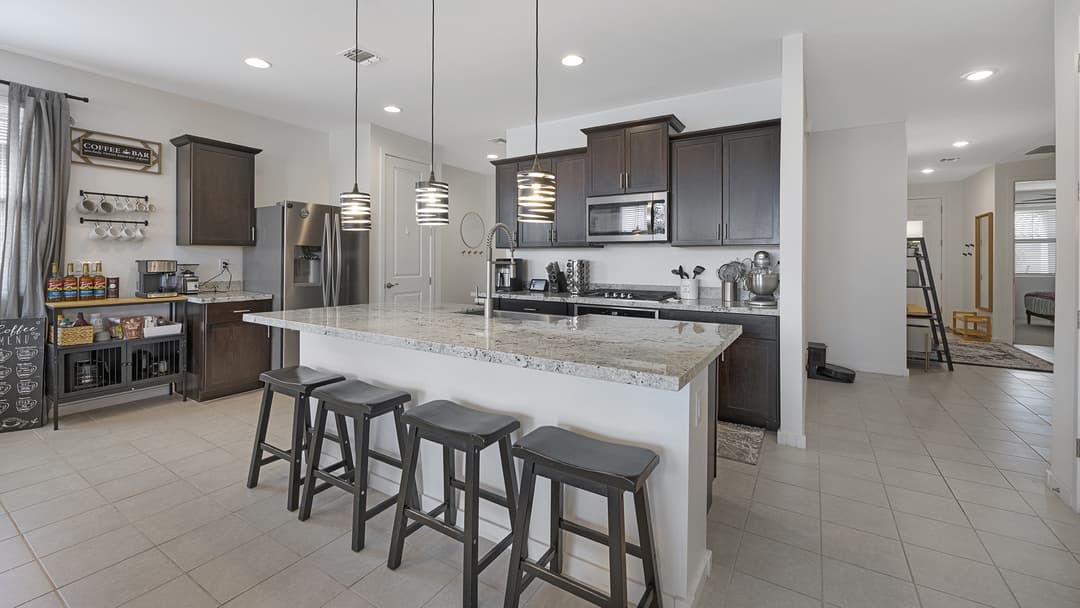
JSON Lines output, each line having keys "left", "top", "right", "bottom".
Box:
{"left": 300, "top": 332, "right": 713, "bottom": 608}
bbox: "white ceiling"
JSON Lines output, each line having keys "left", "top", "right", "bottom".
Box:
{"left": 1, "top": 0, "right": 1054, "bottom": 178}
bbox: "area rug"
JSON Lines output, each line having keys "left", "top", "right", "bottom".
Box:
{"left": 948, "top": 339, "right": 1053, "bottom": 373}
{"left": 717, "top": 421, "right": 765, "bottom": 465}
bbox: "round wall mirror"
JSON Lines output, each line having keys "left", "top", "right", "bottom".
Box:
{"left": 460, "top": 211, "right": 486, "bottom": 249}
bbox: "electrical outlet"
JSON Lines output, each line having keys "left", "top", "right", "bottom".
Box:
{"left": 218, "top": 258, "right": 230, "bottom": 271}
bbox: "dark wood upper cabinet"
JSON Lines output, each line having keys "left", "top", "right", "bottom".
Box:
{"left": 669, "top": 121, "right": 780, "bottom": 247}
{"left": 671, "top": 135, "right": 724, "bottom": 246}
{"left": 552, "top": 152, "right": 588, "bottom": 247}
{"left": 583, "top": 115, "right": 684, "bottom": 197}
{"left": 494, "top": 162, "right": 519, "bottom": 249}
{"left": 722, "top": 126, "right": 780, "bottom": 245}
{"left": 171, "top": 135, "right": 261, "bottom": 246}
{"left": 518, "top": 158, "right": 554, "bottom": 248}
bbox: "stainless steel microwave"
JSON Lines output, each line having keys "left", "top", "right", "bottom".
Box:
{"left": 586, "top": 192, "right": 668, "bottom": 243}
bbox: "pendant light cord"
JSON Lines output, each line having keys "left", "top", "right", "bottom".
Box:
{"left": 353, "top": 0, "right": 359, "bottom": 187}
{"left": 533, "top": 0, "right": 539, "bottom": 163}
{"left": 429, "top": 0, "right": 436, "bottom": 176}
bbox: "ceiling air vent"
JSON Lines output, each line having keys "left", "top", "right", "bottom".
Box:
{"left": 488, "top": 137, "right": 507, "bottom": 144}
{"left": 341, "top": 47, "right": 382, "bottom": 66}
{"left": 939, "top": 157, "right": 959, "bottom": 163}
{"left": 1026, "top": 144, "right": 1055, "bottom": 156}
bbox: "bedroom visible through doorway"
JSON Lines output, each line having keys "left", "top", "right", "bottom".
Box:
{"left": 1013, "top": 179, "right": 1056, "bottom": 363}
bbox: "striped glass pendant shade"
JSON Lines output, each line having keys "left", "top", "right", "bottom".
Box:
{"left": 415, "top": 173, "right": 450, "bottom": 226}
{"left": 516, "top": 162, "right": 555, "bottom": 223}
{"left": 340, "top": 185, "right": 371, "bottom": 231}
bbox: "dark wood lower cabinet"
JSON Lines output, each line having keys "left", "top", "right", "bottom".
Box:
{"left": 184, "top": 299, "right": 272, "bottom": 402}
{"left": 659, "top": 309, "right": 780, "bottom": 431}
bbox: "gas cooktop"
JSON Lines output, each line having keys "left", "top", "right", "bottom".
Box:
{"left": 580, "top": 289, "right": 679, "bottom": 302}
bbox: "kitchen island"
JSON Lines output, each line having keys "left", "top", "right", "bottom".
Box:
{"left": 243, "top": 303, "right": 740, "bottom": 608}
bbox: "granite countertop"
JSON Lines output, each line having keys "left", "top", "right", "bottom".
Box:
{"left": 492, "top": 291, "right": 780, "bottom": 316}
{"left": 244, "top": 303, "right": 741, "bottom": 391}
{"left": 185, "top": 291, "right": 274, "bottom": 304}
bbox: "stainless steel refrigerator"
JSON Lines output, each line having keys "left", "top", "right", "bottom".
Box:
{"left": 243, "top": 201, "right": 369, "bottom": 369}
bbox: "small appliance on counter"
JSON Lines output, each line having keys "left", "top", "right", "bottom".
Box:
{"left": 493, "top": 258, "right": 523, "bottom": 292}
{"left": 745, "top": 250, "right": 779, "bottom": 308}
{"left": 135, "top": 260, "right": 178, "bottom": 298}
{"left": 177, "top": 264, "right": 200, "bottom": 294}
{"left": 565, "top": 259, "right": 589, "bottom": 295}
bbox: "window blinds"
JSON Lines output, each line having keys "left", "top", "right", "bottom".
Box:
{"left": 1014, "top": 203, "right": 1056, "bottom": 275}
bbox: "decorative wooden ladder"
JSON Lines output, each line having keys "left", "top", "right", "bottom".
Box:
{"left": 907, "top": 237, "right": 954, "bottom": 371}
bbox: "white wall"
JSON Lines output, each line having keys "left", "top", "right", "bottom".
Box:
{"left": 963, "top": 166, "right": 996, "bottom": 321}
{"left": 1051, "top": 0, "right": 1080, "bottom": 511}
{"left": 1, "top": 49, "right": 331, "bottom": 295}
{"left": 439, "top": 165, "right": 495, "bottom": 303}
{"left": 806, "top": 122, "right": 908, "bottom": 375}
{"left": 503, "top": 80, "right": 782, "bottom": 289}
{"left": 908, "top": 181, "right": 966, "bottom": 320}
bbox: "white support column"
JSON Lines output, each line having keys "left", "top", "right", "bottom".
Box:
{"left": 778, "top": 33, "right": 808, "bottom": 448}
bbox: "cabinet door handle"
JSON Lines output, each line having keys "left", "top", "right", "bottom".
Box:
{"left": 251, "top": 226, "right": 255, "bottom": 242}
{"left": 523, "top": 307, "right": 538, "bottom": 312}
{"left": 724, "top": 224, "right": 730, "bottom": 240}
{"left": 718, "top": 224, "right": 723, "bottom": 240}
{"left": 232, "top": 309, "right": 251, "bottom": 314}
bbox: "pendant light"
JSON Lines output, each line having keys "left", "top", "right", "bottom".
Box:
{"left": 516, "top": 0, "right": 555, "bottom": 224}
{"left": 415, "top": 0, "right": 449, "bottom": 226}
{"left": 341, "top": 0, "right": 372, "bottom": 231}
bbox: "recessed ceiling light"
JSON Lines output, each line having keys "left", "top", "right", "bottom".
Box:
{"left": 561, "top": 54, "right": 584, "bottom": 67}
{"left": 962, "top": 69, "right": 996, "bottom": 82}
{"left": 244, "top": 57, "right": 271, "bottom": 69}
{"left": 383, "top": 105, "right": 401, "bottom": 113}
{"left": 952, "top": 140, "right": 970, "bottom": 148}
{"left": 486, "top": 154, "right": 499, "bottom": 160}
{"left": 921, "top": 168, "right": 935, "bottom": 174}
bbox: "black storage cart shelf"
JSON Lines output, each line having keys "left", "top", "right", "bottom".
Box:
{"left": 46, "top": 299, "right": 187, "bottom": 429}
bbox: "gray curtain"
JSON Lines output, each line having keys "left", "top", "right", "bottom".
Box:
{"left": 0, "top": 83, "right": 70, "bottom": 318}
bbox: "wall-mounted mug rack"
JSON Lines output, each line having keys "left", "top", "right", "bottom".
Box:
{"left": 79, "top": 189, "right": 149, "bottom": 201}
{"left": 78, "top": 217, "right": 148, "bottom": 226}
{"left": 77, "top": 189, "right": 155, "bottom": 214}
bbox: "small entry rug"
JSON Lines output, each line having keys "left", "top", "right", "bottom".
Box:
{"left": 949, "top": 340, "right": 1053, "bottom": 373}
{"left": 717, "top": 422, "right": 765, "bottom": 465}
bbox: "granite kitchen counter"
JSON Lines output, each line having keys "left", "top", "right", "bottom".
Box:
{"left": 244, "top": 303, "right": 740, "bottom": 391}
{"left": 492, "top": 290, "right": 780, "bottom": 316}
{"left": 185, "top": 291, "right": 274, "bottom": 304}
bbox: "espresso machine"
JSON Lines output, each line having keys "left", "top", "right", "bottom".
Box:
{"left": 493, "top": 258, "right": 523, "bottom": 292}
{"left": 135, "top": 260, "right": 179, "bottom": 298}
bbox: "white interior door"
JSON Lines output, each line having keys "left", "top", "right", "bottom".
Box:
{"left": 382, "top": 154, "right": 434, "bottom": 306}
{"left": 908, "top": 197, "right": 943, "bottom": 308}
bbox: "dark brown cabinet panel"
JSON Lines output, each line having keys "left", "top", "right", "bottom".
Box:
{"left": 584, "top": 129, "right": 625, "bottom": 196}
{"left": 552, "top": 152, "right": 588, "bottom": 247}
{"left": 496, "top": 297, "right": 570, "bottom": 316}
{"left": 671, "top": 135, "right": 723, "bottom": 246}
{"left": 722, "top": 126, "right": 780, "bottom": 245}
{"left": 658, "top": 309, "right": 779, "bottom": 430}
{"left": 184, "top": 299, "right": 272, "bottom": 402}
{"left": 583, "top": 115, "right": 683, "bottom": 197}
{"left": 172, "top": 135, "right": 261, "bottom": 246}
{"left": 494, "top": 162, "right": 519, "bottom": 249}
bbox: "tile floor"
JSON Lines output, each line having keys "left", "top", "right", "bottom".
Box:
{"left": 0, "top": 361, "right": 1075, "bottom": 608}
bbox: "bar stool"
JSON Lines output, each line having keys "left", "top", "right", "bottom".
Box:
{"left": 246, "top": 366, "right": 349, "bottom": 512}
{"left": 299, "top": 379, "right": 417, "bottom": 552}
{"left": 504, "top": 426, "right": 663, "bottom": 608}
{"left": 387, "top": 400, "right": 521, "bottom": 608}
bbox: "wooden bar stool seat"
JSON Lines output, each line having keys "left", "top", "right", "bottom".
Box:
{"left": 299, "top": 379, "right": 416, "bottom": 552}
{"left": 246, "top": 366, "right": 349, "bottom": 512}
{"left": 387, "top": 400, "right": 521, "bottom": 608}
{"left": 505, "top": 426, "right": 663, "bottom": 608}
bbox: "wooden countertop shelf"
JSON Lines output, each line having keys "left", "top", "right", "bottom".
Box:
{"left": 46, "top": 296, "right": 188, "bottom": 310}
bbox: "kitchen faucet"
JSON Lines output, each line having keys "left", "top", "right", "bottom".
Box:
{"left": 484, "top": 223, "right": 517, "bottom": 319}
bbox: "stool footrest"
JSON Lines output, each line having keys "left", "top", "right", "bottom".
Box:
{"left": 369, "top": 449, "right": 404, "bottom": 469}
{"left": 519, "top": 547, "right": 556, "bottom": 593}
{"left": 477, "top": 531, "right": 515, "bottom": 573}
{"left": 261, "top": 443, "right": 291, "bottom": 462}
{"left": 403, "top": 505, "right": 465, "bottom": 543}
{"left": 521, "top": 560, "right": 608, "bottom": 607}
{"left": 365, "top": 494, "right": 398, "bottom": 521}
{"left": 447, "top": 477, "right": 512, "bottom": 510}
{"left": 559, "top": 518, "right": 643, "bottom": 560}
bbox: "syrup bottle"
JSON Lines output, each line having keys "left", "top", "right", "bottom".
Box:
{"left": 93, "top": 262, "right": 107, "bottom": 300}
{"left": 46, "top": 262, "right": 63, "bottom": 302}
{"left": 63, "top": 263, "right": 79, "bottom": 301}
{"left": 78, "top": 262, "right": 94, "bottom": 300}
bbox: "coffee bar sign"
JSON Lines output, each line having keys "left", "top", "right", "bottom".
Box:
{"left": 71, "top": 128, "right": 162, "bottom": 174}
{"left": 0, "top": 318, "right": 44, "bottom": 433}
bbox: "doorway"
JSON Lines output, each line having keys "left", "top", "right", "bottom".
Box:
{"left": 1012, "top": 180, "right": 1056, "bottom": 363}
{"left": 380, "top": 153, "right": 436, "bottom": 306}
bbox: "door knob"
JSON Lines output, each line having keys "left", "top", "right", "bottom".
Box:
{"left": 384, "top": 282, "right": 399, "bottom": 289}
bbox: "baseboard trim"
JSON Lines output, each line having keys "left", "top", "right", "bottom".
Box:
{"left": 777, "top": 431, "right": 806, "bottom": 448}
{"left": 1046, "top": 468, "right": 1078, "bottom": 511}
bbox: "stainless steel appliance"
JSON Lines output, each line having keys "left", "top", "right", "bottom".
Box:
{"left": 579, "top": 289, "right": 678, "bottom": 303}
{"left": 745, "top": 250, "right": 779, "bottom": 308}
{"left": 494, "top": 258, "right": 523, "bottom": 292}
{"left": 574, "top": 304, "right": 659, "bottom": 318}
{"left": 135, "top": 260, "right": 178, "bottom": 298}
{"left": 586, "top": 192, "right": 668, "bottom": 243}
{"left": 177, "top": 264, "right": 200, "bottom": 294}
{"left": 243, "top": 201, "right": 369, "bottom": 368}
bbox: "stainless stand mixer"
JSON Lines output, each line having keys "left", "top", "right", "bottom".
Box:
{"left": 745, "top": 250, "right": 779, "bottom": 307}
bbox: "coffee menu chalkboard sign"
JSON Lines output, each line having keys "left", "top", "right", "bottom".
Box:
{"left": 0, "top": 318, "right": 45, "bottom": 432}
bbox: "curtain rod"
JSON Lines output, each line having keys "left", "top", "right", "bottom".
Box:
{"left": 0, "top": 79, "right": 89, "bottom": 103}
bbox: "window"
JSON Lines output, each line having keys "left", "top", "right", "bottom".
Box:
{"left": 1014, "top": 203, "right": 1055, "bottom": 275}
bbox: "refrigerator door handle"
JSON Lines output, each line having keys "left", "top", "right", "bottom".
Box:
{"left": 321, "top": 213, "right": 332, "bottom": 307}
{"left": 333, "top": 213, "right": 343, "bottom": 307}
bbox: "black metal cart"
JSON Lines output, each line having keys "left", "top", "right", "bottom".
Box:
{"left": 45, "top": 297, "right": 187, "bottom": 429}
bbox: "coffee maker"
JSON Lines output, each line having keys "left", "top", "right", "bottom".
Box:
{"left": 493, "top": 258, "right": 523, "bottom": 292}
{"left": 135, "top": 260, "right": 179, "bottom": 298}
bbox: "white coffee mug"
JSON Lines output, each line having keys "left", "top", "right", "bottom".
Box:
{"left": 133, "top": 226, "right": 146, "bottom": 240}
{"left": 121, "top": 225, "right": 137, "bottom": 240}
{"left": 135, "top": 200, "right": 147, "bottom": 212}
{"left": 89, "top": 224, "right": 108, "bottom": 240}
{"left": 98, "top": 200, "right": 114, "bottom": 214}
{"left": 107, "top": 224, "right": 124, "bottom": 240}
{"left": 78, "top": 198, "right": 98, "bottom": 214}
